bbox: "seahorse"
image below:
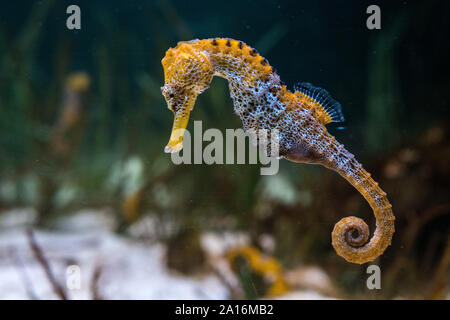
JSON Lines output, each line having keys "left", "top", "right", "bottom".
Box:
{"left": 160, "top": 38, "right": 395, "bottom": 264}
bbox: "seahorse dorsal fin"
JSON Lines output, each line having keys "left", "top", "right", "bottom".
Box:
{"left": 293, "top": 82, "right": 345, "bottom": 125}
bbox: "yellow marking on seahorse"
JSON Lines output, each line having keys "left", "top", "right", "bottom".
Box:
{"left": 160, "top": 38, "right": 395, "bottom": 264}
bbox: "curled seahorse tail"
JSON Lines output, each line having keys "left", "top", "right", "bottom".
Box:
{"left": 322, "top": 150, "right": 395, "bottom": 264}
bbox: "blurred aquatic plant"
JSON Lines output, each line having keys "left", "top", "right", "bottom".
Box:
{"left": 363, "top": 10, "right": 410, "bottom": 155}
{"left": 36, "top": 72, "right": 91, "bottom": 224}
{"left": 50, "top": 72, "right": 91, "bottom": 158}
{"left": 226, "top": 246, "right": 289, "bottom": 299}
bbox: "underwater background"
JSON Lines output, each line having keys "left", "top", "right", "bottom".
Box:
{"left": 0, "top": 0, "right": 449, "bottom": 299}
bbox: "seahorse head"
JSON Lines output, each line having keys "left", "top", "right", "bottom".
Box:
{"left": 161, "top": 42, "right": 213, "bottom": 153}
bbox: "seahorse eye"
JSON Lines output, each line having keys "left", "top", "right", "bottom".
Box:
{"left": 161, "top": 85, "right": 176, "bottom": 101}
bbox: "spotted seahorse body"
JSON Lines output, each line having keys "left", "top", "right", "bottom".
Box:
{"left": 160, "top": 38, "right": 395, "bottom": 264}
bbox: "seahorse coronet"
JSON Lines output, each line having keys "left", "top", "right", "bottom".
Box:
{"left": 160, "top": 38, "right": 395, "bottom": 264}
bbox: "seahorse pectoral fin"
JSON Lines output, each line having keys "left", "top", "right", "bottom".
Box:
{"left": 164, "top": 106, "right": 192, "bottom": 153}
